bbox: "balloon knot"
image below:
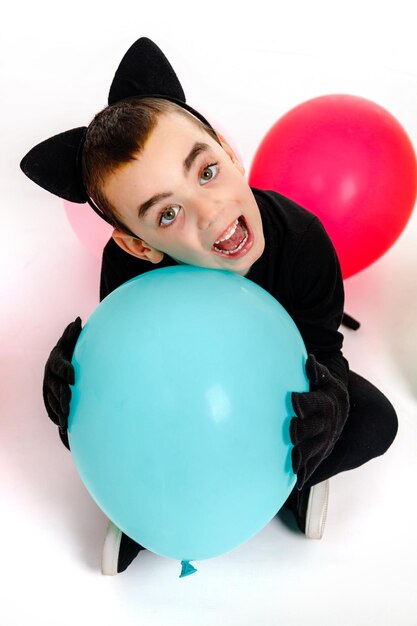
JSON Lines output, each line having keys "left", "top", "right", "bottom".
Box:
{"left": 179, "top": 560, "right": 197, "bottom": 578}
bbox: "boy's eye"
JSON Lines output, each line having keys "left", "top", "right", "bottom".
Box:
{"left": 160, "top": 205, "right": 180, "bottom": 226}
{"left": 200, "top": 163, "right": 218, "bottom": 185}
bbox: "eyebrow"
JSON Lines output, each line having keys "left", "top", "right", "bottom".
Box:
{"left": 137, "top": 142, "right": 211, "bottom": 219}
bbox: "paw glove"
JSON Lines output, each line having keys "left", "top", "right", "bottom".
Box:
{"left": 290, "top": 354, "right": 349, "bottom": 490}
{"left": 42, "top": 317, "right": 82, "bottom": 440}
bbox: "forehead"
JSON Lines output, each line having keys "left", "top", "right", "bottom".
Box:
{"left": 129, "top": 111, "right": 220, "bottom": 179}
{"left": 143, "top": 110, "right": 215, "bottom": 154}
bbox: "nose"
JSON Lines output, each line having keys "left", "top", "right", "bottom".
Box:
{"left": 193, "top": 196, "right": 223, "bottom": 231}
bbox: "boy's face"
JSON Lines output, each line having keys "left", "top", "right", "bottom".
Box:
{"left": 104, "top": 112, "right": 265, "bottom": 276}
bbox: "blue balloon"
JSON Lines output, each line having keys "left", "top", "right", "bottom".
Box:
{"left": 68, "top": 266, "right": 308, "bottom": 565}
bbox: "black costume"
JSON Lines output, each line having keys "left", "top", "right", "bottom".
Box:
{"left": 99, "top": 187, "right": 398, "bottom": 489}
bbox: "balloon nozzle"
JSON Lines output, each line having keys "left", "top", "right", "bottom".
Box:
{"left": 179, "top": 560, "right": 197, "bottom": 578}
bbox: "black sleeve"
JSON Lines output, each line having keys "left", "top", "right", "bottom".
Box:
{"left": 100, "top": 238, "right": 152, "bottom": 301}
{"left": 99, "top": 238, "right": 178, "bottom": 301}
{"left": 290, "top": 216, "right": 349, "bottom": 386}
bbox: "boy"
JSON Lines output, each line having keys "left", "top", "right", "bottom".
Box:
{"left": 21, "top": 37, "right": 398, "bottom": 576}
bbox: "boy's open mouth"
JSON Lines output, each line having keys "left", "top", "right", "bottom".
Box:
{"left": 212, "top": 216, "right": 250, "bottom": 257}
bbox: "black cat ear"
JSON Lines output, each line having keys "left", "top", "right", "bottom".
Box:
{"left": 20, "top": 38, "right": 190, "bottom": 208}
{"left": 108, "top": 37, "right": 186, "bottom": 105}
{"left": 20, "top": 127, "right": 88, "bottom": 203}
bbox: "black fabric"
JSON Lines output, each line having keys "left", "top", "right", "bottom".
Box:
{"left": 59, "top": 429, "right": 70, "bottom": 451}
{"left": 303, "top": 370, "right": 398, "bottom": 488}
{"left": 20, "top": 128, "right": 88, "bottom": 203}
{"left": 245, "top": 189, "right": 349, "bottom": 386}
{"left": 108, "top": 37, "right": 185, "bottom": 105}
{"left": 284, "top": 368, "right": 398, "bottom": 532}
{"left": 117, "top": 533, "right": 145, "bottom": 573}
{"left": 42, "top": 317, "right": 82, "bottom": 449}
{"left": 291, "top": 354, "right": 350, "bottom": 489}
{"left": 283, "top": 480, "right": 311, "bottom": 533}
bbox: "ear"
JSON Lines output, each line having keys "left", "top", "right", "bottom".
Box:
{"left": 20, "top": 127, "right": 88, "bottom": 202}
{"left": 215, "top": 131, "right": 245, "bottom": 175}
{"left": 108, "top": 37, "right": 186, "bottom": 105}
{"left": 112, "top": 229, "right": 164, "bottom": 264}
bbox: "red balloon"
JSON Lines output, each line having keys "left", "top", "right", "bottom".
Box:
{"left": 249, "top": 95, "right": 417, "bottom": 278}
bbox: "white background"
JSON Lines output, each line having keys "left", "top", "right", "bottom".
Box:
{"left": 1, "top": 1, "right": 417, "bottom": 624}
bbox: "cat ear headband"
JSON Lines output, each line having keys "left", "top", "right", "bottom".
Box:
{"left": 20, "top": 37, "right": 218, "bottom": 225}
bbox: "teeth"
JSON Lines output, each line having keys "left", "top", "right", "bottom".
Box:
{"left": 213, "top": 221, "right": 249, "bottom": 255}
{"left": 214, "top": 219, "right": 239, "bottom": 244}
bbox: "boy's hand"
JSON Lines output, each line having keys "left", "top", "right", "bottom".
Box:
{"left": 43, "top": 317, "right": 82, "bottom": 435}
{"left": 290, "top": 354, "right": 350, "bottom": 490}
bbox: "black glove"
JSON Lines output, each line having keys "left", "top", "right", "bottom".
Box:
{"left": 42, "top": 317, "right": 82, "bottom": 440}
{"left": 290, "top": 354, "right": 350, "bottom": 490}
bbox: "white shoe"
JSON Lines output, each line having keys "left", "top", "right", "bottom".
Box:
{"left": 305, "top": 479, "right": 330, "bottom": 539}
{"left": 101, "top": 519, "right": 123, "bottom": 576}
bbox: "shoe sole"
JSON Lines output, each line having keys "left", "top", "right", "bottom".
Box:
{"left": 305, "top": 479, "right": 329, "bottom": 540}
{"left": 101, "top": 519, "right": 123, "bottom": 576}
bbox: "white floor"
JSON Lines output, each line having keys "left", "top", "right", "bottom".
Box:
{"left": 2, "top": 3, "right": 417, "bottom": 625}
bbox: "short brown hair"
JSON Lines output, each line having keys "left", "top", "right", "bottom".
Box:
{"left": 81, "top": 97, "right": 221, "bottom": 234}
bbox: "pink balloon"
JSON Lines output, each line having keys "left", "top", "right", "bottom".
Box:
{"left": 249, "top": 94, "right": 417, "bottom": 278}
{"left": 64, "top": 200, "right": 113, "bottom": 259}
